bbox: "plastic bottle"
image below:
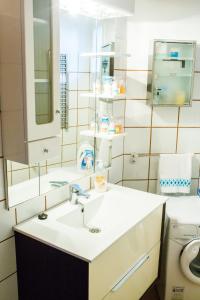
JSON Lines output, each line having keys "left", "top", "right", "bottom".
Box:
{"left": 118, "top": 80, "right": 126, "bottom": 94}
{"left": 94, "top": 160, "right": 107, "bottom": 193}
{"left": 77, "top": 143, "right": 94, "bottom": 171}
{"left": 99, "top": 115, "right": 109, "bottom": 133}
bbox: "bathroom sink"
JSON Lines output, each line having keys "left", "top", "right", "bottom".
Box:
{"left": 57, "top": 191, "right": 144, "bottom": 232}
{"left": 14, "top": 184, "right": 167, "bottom": 261}
{"left": 57, "top": 195, "right": 105, "bottom": 230}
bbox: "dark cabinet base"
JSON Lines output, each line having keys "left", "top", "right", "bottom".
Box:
{"left": 15, "top": 233, "right": 89, "bottom": 300}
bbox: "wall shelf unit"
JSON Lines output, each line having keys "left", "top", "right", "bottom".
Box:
{"left": 80, "top": 93, "right": 126, "bottom": 101}
{"left": 80, "top": 52, "right": 131, "bottom": 58}
{"left": 80, "top": 130, "right": 126, "bottom": 140}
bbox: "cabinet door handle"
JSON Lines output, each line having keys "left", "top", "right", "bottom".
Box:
{"left": 111, "top": 254, "right": 150, "bottom": 293}
{"left": 43, "top": 148, "right": 49, "bottom": 153}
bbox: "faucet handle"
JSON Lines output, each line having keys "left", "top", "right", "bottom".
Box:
{"left": 70, "top": 184, "right": 90, "bottom": 199}
{"left": 71, "top": 184, "right": 81, "bottom": 194}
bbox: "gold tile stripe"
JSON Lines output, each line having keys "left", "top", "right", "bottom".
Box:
{"left": 147, "top": 106, "right": 154, "bottom": 192}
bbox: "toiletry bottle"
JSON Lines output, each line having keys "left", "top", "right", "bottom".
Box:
{"left": 100, "top": 115, "right": 109, "bottom": 133}
{"left": 103, "top": 77, "right": 112, "bottom": 96}
{"left": 77, "top": 143, "right": 94, "bottom": 171}
{"left": 115, "top": 117, "right": 124, "bottom": 134}
{"left": 112, "top": 78, "right": 119, "bottom": 97}
{"left": 94, "top": 160, "right": 107, "bottom": 193}
{"left": 118, "top": 80, "right": 126, "bottom": 94}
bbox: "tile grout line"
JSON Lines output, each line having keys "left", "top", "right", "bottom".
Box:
{"left": 0, "top": 235, "right": 15, "bottom": 245}
{"left": 175, "top": 107, "right": 181, "bottom": 153}
{"left": 0, "top": 272, "right": 17, "bottom": 285}
{"left": 122, "top": 67, "right": 128, "bottom": 186}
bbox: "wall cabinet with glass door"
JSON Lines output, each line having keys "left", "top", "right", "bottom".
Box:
{"left": 0, "top": 0, "right": 60, "bottom": 164}
{"left": 150, "top": 40, "right": 196, "bottom": 106}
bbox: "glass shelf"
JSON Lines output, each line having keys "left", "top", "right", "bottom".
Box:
{"left": 155, "top": 57, "right": 194, "bottom": 61}
{"left": 155, "top": 74, "right": 192, "bottom": 78}
{"left": 80, "top": 130, "right": 126, "bottom": 140}
{"left": 80, "top": 52, "right": 131, "bottom": 58}
{"left": 80, "top": 92, "right": 126, "bottom": 100}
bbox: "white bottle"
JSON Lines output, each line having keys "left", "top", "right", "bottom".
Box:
{"left": 94, "top": 160, "right": 107, "bottom": 193}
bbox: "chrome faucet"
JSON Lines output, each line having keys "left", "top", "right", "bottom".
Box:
{"left": 70, "top": 184, "right": 90, "bottom": 205}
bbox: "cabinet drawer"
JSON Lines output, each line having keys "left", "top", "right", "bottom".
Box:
{"left": 27, "top": 137, "right": 60, "bottom": 163}
{"left": 89, "top": 206, "right": 163, "bottom": 300}
{"left": 103, "top": 242, "right": 160, "bottom": 300}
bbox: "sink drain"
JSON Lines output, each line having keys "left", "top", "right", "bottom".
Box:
{"left": 89, "top": 227, "right": 101, "bottom": 234}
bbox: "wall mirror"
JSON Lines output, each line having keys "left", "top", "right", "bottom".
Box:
{"left": 5, "top": 1, "right": 128, "bottom": 209}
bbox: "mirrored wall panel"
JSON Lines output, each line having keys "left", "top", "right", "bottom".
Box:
{"left": 150, "top": 40, "right": 196, "bottom": 106}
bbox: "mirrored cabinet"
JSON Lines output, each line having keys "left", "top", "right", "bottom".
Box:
{"left": 1, "top": 0, "right": 133, "bottom": 208}
{"left": 150, "top": 40, "right": 196, "bottom": 106}
{"left": 0, "top": 0, "right": 60, "bottom": 164}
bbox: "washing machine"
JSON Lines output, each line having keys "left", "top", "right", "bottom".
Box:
{"left": 161, "top": 196, "right": 200, "bottom": 300}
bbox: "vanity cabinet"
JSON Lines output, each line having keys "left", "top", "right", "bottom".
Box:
{"left": 0, "top": 0, "right": 60, "bottom": 163}
{"left": 15, "top": 205, "right": 163, "bottom": 300}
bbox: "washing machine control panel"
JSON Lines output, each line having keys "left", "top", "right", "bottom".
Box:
{"left": 169, "top": 223, "right": 200, "bottom": 240}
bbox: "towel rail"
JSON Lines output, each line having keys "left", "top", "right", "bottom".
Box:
{"left": 129, "top": 152, "right": 197, "bottom": 163}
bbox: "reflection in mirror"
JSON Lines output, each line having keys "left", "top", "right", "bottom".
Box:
{"left": 5, "top": 7, "right": 128, "bottom": 209}
{"left": 36, "top": 9, "right": 98, "bottom": 197}
{"left": 5, "top": 160, "right": 40, "bottom": 208}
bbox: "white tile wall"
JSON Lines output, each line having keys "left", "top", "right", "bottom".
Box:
{"left": 152, "top": 107, "right": 178, "bottom": 127}
{"left": 0, "top": 202, "right": 15, "bottom": 242}
{"left": 193, "top": 73, "right": 200, "bottom": 100}
{"left": 179, "top": 101, "right": 200, "bottom": 127}
{"left": 126, "top": 71, "right": 148, "bottom": 99}
{"left": 125, "top": 100, "right": 151, "bottom": 127}
{"left": 68, "top": 91, "right": 78, "bottom": 109}
{"left": 177, "top": 128, "right": 200, "bottom": 153}
{"left": 151, "top": 128, "right": 177, "bottom": 153}
{"left": 123, "top": 180, "right": 148, "bottom": 192}
{"left": 16, "top": 196, "right": 45, "bottom": 224}
{"left": 109, "top": 156, "right": 123, "bottom": 184}
{"left": 62, "top": 127, "right": 77, "bottom": 145}
{"left": 123, "top": 155, "right": 149, "bottom": 180}
{"left": 124, "top": 128, "right": 151, "bottom": 154}
{"left": 122, "top": 0, "right": 200, "bottom": 195}
{"left": 0, "top": 238, "right": 16, "bottom": 281}
{"left": 0, "top": 274, "right": 18, "bottom": 300}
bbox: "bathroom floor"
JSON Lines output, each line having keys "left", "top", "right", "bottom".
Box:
{"left": 140, "top": 285, "right": 160, "bottom": 300}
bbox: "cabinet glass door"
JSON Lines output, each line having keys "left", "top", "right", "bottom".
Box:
{"left": 33, "top": 0, "right": 53, "bottom": 124}
{"left": 151, "top": 40, "right": 196, "bottom": 106}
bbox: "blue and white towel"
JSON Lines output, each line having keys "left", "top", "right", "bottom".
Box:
{"left": 159, "top": 154, "right": 193, "bottom": 194}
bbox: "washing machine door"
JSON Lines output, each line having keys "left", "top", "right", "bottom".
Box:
{"left": 180, "top": 239, "right": 200, "bottom": 285}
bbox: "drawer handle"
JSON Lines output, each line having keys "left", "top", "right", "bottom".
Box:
{"left": 43, "top": 148, "right": 49, "bottom": 153}
{"left": 111, "top": 254, "right": 150, "bottom": 293}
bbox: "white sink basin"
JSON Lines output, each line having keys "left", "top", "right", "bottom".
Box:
{"left": 57, "top": 195, "right": 104, "bottom": 230}
{"left": 14, "top": 184, "right": 166, "bottom": 262}
{"left": 57, "top": 191, "right": 145, "bottom": 232}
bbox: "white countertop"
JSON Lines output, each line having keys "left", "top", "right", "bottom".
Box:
{"left": 14, "top": 185, "right": 167, "bottom": 262}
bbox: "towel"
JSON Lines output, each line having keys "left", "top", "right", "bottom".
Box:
{"left": 159, "top": 153, "right": 193, "bottom": 194}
